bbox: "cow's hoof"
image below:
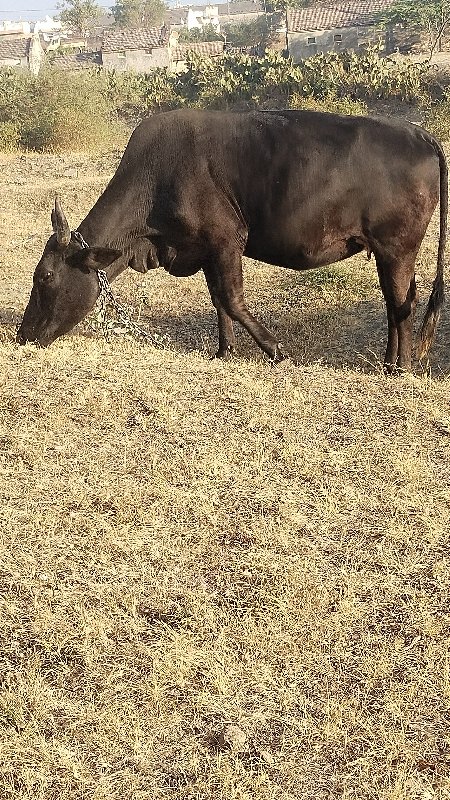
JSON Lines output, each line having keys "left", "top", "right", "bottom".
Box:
{"left": 213, "top": 345, "right": 235, "bottom": 361}
{"left": 383, "top": 362, "right": 409, "bottom": 376}
{"left": 271, "top": 344, "right": 287, "bottom": 364}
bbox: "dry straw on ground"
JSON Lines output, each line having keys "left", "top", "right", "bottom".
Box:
{"left": 0, "top": 152, "right": 449, "bottom": 800}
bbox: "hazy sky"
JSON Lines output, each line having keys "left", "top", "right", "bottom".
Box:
{"left": 0, "top": 1, "right": 113, "bottom": 20}
{"left": 0, "top": 0, "right": 59, "bottom": 19}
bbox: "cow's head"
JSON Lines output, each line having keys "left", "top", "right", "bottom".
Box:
{"left": 17, "top": 197, "right": 121, "bottom": 347}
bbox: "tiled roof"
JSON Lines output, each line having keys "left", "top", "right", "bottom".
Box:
{"left": 172, "top": 40, "right": 224, "bottom": 60}
{"left": 287, "top": 0, "right": 393, "bottom": 32}
{"left": 102, "top": 27, "right": 168, "bottom": 53}
{"left": 217, "top": 0, "right": 263, "bottom": 14}
{"left": 51, "top": 51, "right": 102, "bottom": 70}
{"left": 165, "top": 8, "right": 189, "bottom": 25}
{"left": 0, "top": 38, "right": 29, "bottom": 59}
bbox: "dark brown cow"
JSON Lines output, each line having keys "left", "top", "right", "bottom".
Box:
{"left": 18, "top": 109, "right": 446, "bottom": 370}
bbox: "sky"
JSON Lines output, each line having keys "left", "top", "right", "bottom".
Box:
{"left": 0, "top": 0, "right": 114, "bottom": 21}
{"left": 0, "top": 0, "right": 58, "bottom": 19}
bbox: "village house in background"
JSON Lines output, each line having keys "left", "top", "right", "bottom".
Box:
{"left": 101, "top": 26, "right": 170, "bottom": 71}
{"left": 167, "top": 1, "right": 264, "bottom": 33}
{"left": 0, "top": 0, "right": 443, "bottom": 76}
{"left": 287, "top": 0, "right": 394, "bottom": 61}
{"left": 0, "top": 31, "right": 45, "bottom": 74}
{"left": 49, "top": 26, "right": 224, "bottom": 73}
{"left": 0, "top": 19, "right": 31, "bottom": 36}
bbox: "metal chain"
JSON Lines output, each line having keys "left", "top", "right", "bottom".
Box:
{"left": 72, "top": 229, "right": 90, "bottom": 249}
{"left": 96, "top": 269, "right": 160, "bottom": 344}
{"left": 71, "top": 229, "right": 162, "bottom": 345}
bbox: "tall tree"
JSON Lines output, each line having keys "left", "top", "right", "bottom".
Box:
{"left": 380, "top": 0, "right": 450, "bottom": 59}
{"left": 178, "top": 24, "right": 221, "bottom": 43}
{"left": 223, "top": 16, "right": 279, "bottom": 49}
{"left": 57, "top": 0, "right": 101, "bottom": 38}
{"left": 111, "top": 0, "right": 167, "bottom": 28}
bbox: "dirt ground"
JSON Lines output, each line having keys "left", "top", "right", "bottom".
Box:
{"left": 0, "top": 148, "right": 449, "bottom": 800}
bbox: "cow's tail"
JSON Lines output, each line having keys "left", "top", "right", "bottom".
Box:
{"left": 418, "top": 132, "right": 447, "bottom": 361}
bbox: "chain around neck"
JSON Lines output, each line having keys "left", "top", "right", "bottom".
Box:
{"left": 72, "top": 229, "right": 90, "bottom": 249}
{"left": 71, "top": 231, "right": 161, "bottom": 346}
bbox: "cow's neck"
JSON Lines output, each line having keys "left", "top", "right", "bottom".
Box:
{"left": 77, "top": 183, "right": 150, "bottom": 275}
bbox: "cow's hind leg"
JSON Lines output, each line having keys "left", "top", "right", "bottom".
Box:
{"left": 376, "top": 255, "right": 417, "bottom": 373}
{"left": 204, "top": 249, "right": 286, "bottom": 362}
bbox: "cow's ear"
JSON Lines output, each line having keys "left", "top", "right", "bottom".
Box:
{"left": 71, "top": 247, "right": 122, "bottom": 273}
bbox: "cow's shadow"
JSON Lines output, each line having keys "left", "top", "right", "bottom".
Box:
{"left": 135, "top": 297, "right": 450, "bottom": 376}
{"left": 5, "top": 298, "right": 449, "bottom": 377}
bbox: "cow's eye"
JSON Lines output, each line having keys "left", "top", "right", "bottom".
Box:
{"left": 40, "top": 270, "right": 54, "bottom": 284}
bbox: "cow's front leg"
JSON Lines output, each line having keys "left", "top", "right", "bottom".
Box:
{"left": 216, "top": 305, "right": 236, "bottom": 359}
{"left": 204, "top": 271, "right": 236, "bottom": 358}
{"left": 205, "top": 250, "right": 287, "bottom": 362}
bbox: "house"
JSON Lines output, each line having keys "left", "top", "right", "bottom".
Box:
{"left": 0, "top": 33, "right": 45, "bottom": 74}
{"left": 164, "top": 7, "right": 190, "bottom": 30}
{"left": 33, "top": 15, "right": 62, "bottom": 36}
{"left": 186, "top": 5, "right": 220, "bottom": 31}
{"left": 217, "top": 0, "right": 264, "bottom": 27}
{"left": 0, "top": 20, "right": 31, "bottom": 36}
{"left": 287, "top": 0, "right": 394, "bottom": 61}
{"left": 50, "top": 51, "right": 102, "bottom": 70}
{"left": 168, "top": 1, "right": 264, "bottom": 33}
{"left": 170, "top": 38, "right": 224, "bottom": 71}
{"left": 101, "top": 27, "right": 170, "bottom": 71}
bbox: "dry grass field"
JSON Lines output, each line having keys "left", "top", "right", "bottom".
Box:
{"left": 0, "top": 148, "right": 449, "bottom": 800}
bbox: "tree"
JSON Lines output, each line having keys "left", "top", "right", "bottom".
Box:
{"left": 264, "top": 0, "right": 314, "bottom": 14}
{"left": 380, "top": 0, "right": 450, "bottom": 60}
{"left": 178, "top": 24, "right": 221, "bottom": 43}
{"left": 57, "top": 0, "right": 101, "bottom": 38}
{"left": 223, "top": 16, "right": 279, "bottom": 49}
{"left": 111, "top": 0, "right": 167, "bottom": 28}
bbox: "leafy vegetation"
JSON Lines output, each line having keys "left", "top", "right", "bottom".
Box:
{"left": 379, "top": 0, "right": 450, "bottom": 60}
{"left": 110, "top": 0, "right": 167, "bottom": 28}
{"left": 56, "top": 0, "right": 101, "bottom": 38}
{"left": 177, "top": 23, "right": 222, "bottom": 43}
{"left": 169, "top": 47, "right": 427, "bottom": 109}
{"left": 0, "top": 46, "right": 441, "bottom": 152}
{"left": 0, "top": 68, "right": 127, "bottom": 151}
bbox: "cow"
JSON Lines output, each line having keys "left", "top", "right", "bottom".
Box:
{"left": 17, "top": 108, "right": 447, "bottom": 372}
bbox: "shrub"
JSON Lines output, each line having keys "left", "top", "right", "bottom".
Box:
{"left": 0, "top": 121, "right": 20, "bottom": 150}
{"left": 289, "top": 92, "right": 368, "bottom": 116}
{"left": 165, "top": 47, "right": 429, "bottom": 112}
{"left": 105, "top": 68, "right": 179, "bottom": 124}
{"left": 30, "top": 68, "right": 128, "bottom": 151}
{"left": 0, "top": 48, "right": 439, "bottom": 152}
{"left": 421, "top": 91, "right": 450, "bottom": 141}
{"left": 0, "top": 66, "right": 127, "bottom": 151}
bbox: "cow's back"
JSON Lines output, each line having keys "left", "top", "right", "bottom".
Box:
{"left": 113, "top": 109, "right": 440, "bottom": 269}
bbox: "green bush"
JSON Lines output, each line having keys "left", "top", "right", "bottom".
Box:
{"left": 289, "top": 92, "right": 368, "bottom": 116}
{"left": 104, "top": 68, "right": 179, "bottom": 123}
{"left": 0, "top": 121, "right": 20, "bottom": 150}
{"left": 421, "top": 91, "right": 450, "bottom": 141}
{"left": 0, "top": 66, "right": 127, "bottom": 151}
{"left": 167, "top": 47, "right": 429, "bottom": 111}
{"left": 0, "top": 47, "right": 441, "bottom": 152}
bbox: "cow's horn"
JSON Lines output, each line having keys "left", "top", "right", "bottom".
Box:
{"left": 52, "top": 195, "right": 71, "bottom": 247}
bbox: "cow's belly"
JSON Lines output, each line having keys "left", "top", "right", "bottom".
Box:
{"left": 245, "top": 202, "right": 366, "bottom": 269}
{"left": 245, "top": 233, "right": 366, "bottom": 270}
